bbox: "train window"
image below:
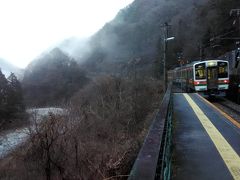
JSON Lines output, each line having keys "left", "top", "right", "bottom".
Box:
{"left": 195, "top": 63, "right": 206, "bottom": 80}
{"left": 218, "top": 62, "right": 228, "bottom": 78}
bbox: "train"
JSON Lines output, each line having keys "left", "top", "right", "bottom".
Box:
{"left": 170, "top": 59, "right": 230, "bottom": 96}
{"left": 219, "top": 49, "right": 240, "bottom": 104}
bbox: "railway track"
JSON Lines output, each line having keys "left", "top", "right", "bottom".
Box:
{"left": 206, "top": 96, "right": 240, "bottom": 124}
{"left": 216, "top": 99, "right": 240, "bottom": 116}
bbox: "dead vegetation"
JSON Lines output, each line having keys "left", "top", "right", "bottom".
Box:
{"left": 0, "top": 76, "right": 162, "bottom": 180}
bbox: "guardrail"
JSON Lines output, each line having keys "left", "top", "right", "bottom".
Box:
{"left": 128, "top": 83, "right": 173, "bottom": 180}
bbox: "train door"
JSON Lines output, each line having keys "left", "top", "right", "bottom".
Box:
{"left": 207, "top": 67, "right": 218, "bottom": 89}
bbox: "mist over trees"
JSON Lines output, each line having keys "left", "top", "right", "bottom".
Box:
{"left": 22, "top": 48, "right": 89, "bottom": 107}
{"left": 68, "top": 0, "right": 239, "bottom": 76}
{"left": 57, "top": 37, "right": 91, "bottom": 61}
{"left": 79, "top": 0, "right": 207, "bottom": 74}
{"left": 22, "top": 0, "right": 240, "bottom": 105}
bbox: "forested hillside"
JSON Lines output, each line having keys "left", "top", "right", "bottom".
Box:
{"left": 22, "top": 0, "right": 240, "bottom": 106}
{"left": 22, "top": 48, "right": 89, "bottom": 107}
{"left": 77, "top": 0, "right": 239, "bottom": 75}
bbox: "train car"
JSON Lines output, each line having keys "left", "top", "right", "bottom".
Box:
{"left": 219, "top": 49, "right": 240, "bottom": 103}
{"left": 173, "top": 60, "right": 229, "bottom": 96}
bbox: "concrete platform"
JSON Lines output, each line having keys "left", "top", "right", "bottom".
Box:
{"left": 172, "top": 93, "right": 240, "bottom": 180}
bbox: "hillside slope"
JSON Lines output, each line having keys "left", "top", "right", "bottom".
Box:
{"left": 22, "top": 48, "right": 89, "bottom": 106}
{"left": 80, "top": 0, "right": 208, "bottom": 74}
{"left": 74, "top": 0, "right": 240, "bottom": 75}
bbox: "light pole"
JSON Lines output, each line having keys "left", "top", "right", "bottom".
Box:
{"left": 163, "top": 30, "right": 175, "bottom": 91}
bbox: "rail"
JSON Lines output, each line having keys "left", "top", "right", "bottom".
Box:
{"left": 128, "top": 83, "right": 173, "bottom": 180}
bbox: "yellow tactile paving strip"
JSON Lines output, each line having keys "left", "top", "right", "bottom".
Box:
{"left": 183, "top": 93, "right": 240, "bottom": 180}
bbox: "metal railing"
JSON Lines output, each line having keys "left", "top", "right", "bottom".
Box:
{"left": 128, "top": 83, "right": 173, "bottom": 180}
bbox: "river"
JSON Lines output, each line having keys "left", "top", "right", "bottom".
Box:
{"left": 0, "top": 108, "right": 63, "bottom": 158}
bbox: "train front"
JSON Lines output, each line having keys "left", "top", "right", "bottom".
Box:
{"left": 194, "top": 60, "right": 229, "bottom": 96}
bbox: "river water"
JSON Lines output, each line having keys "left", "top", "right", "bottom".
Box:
{"left": 0, "top": 108, "right": 63, "bottom": 158}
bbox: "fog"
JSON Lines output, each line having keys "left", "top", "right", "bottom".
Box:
{"left": 0, "top": 0, "right": 134, "bottom": 68}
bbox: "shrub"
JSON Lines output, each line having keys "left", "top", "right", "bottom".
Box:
{"left": 0, "top": 76, "right": 162, "bottom": 180}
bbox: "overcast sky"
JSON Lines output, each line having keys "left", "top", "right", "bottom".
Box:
{"left": 0, "top": 0, "right": 134, "bottom": 68}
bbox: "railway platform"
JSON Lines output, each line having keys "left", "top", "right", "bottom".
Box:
{"left": 172, "top": 93, "right": 240, "bottom": 180}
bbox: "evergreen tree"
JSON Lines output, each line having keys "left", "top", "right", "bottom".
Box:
{"left": 7, "top": 73, "right": 25, "bottom": 118}
{"left": 0, "top": 69, "right": 9, "bottom": 122}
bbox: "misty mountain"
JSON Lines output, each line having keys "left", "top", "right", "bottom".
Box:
{"left": 0, "top": 58, "right": 24, "bottom": 79}
{"left": 57, "top": 37, "right": 90, "bottom": 62}
{"left": 22, "top": 48, "right": 89, "bottom": 106}
{"left": 21, "top": 0, "right": 240, "bottom": 104}
{"left": 78, "top": 0, "right": 208, "bottom": 74}
{"left": 63, "top": 0, "right": 239, "bottom": 76}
